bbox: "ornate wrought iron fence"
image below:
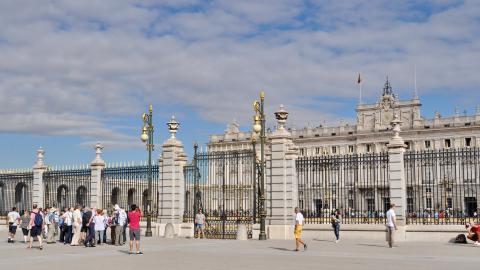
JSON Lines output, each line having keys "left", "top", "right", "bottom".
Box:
{"left": 43, "top": 168, "right": 92, "bottom": 209}
{"left": 0, "top": 171, "right": 33, "bottom": 215}
{"left": 183, "top": 149, "right": 256, "bottom": 239}
{"left": 102, "top": 164, "right": 160, "bottom": 218}
{"left": 296, "top": 153, "right": 390, "bottom": 224}
{"left": 405, "top": 148, "right": 480, "bottom": 225}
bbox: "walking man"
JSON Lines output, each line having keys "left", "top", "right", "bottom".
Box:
{"left": 294, "top": 207, "right": 307, "bottom": 251}
{"left": 7, "top": 207, "right": 21, "bottom": 243}
{"left": 195, "top": 209, "right": 206, "bottom": 239}
{"left": 28, "top": 204, "right": 44, "bottom": 249}
{"left": 128, "top": 204, "right": 143, "bottom": 255}
{"left": 386, "top": 203, "right": 397, "bottom": 248}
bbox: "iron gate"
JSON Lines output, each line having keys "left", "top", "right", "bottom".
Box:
{"left": 43, "top": 168, "right": 92, "bottom": 209}
{"left": 183, "top": 147, "right": 257, "bottom": 239}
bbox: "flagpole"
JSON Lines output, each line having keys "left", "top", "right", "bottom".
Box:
{"left": 358, "top": 73, "right": 363, "bottom": 105}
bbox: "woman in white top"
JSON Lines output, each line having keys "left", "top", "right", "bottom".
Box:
{"left": 62, "top": 208, "right": 73, "bottom": 244}
{"left": 93, "top": 209, "right": 106, "bottom": 245}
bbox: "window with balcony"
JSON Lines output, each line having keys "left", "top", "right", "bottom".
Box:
{"left": 444, "top": 139, "right": 451, "bottom": 148}
{"left": 424, "top": 140, "right": 431, "bottom": 149}
{"left": 465, "top": 137, "right": 472, "bottom": 147}
{"left": 426, "top": 197, "right": 432, "bottom": 209}
{"left": 331, "top": 146, "right": 337, "bottom": 154}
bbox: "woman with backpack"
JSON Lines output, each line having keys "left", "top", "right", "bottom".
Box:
{"left": 331, "top": 209, "right": 342, "bottom": 243}
{"left": 28, "top": 204, "right": 44, "bottom": 250}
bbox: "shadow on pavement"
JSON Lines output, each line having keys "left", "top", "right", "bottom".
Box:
{"left": 357, "top": 243, "right": 388, "bottom": 248}
{"left": 269, "top": 247, "right": 296, "bottom": 252}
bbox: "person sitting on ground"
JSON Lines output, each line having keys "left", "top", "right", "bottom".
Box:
{"left": 466, "top": 222, "right": 479, "bottom": 246}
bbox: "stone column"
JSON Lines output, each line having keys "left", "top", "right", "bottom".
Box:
{"left": 267, "top": 105, "right": 299, "bottom": 239}
{"left": 32, "top": 147, "right": 47, "bottom": 208}
{"left": 90, "top": 143, "right": 105, "bottom": 209}
{"left": 158, "top": 116, "right": 189, "bottom": 237}
{"left": 387, "top": 114, "right": 407, "bottom": 239}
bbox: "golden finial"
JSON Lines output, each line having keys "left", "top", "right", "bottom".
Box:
{"left": 149, "top": 104, "right": 153, "bottom": 113}
{"left": 260, "top": 91, "right": 265, "bottom": 101}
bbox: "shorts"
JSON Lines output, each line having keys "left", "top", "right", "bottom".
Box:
{"left": 8, "top": 223, "right": 17, "bottom": 234}
{"left": 81, "top": 224, "right": 88, "bottom": 233}
{"left": 196, "top": 224, "right": 205, "bottom": 229}
{"left": 294, "top": 225, "right": 303, "bottom": 239}
{"left": 22, "top": 228, "right": 29, "bottom": 236}
{"left": 30, "top": 226, "right": 42, "bottom": 237}
{"left": 129, "top": 229, "right": 141, "bottom": 240}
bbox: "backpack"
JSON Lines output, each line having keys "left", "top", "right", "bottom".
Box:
{"left": 454, "top": 234, "right": 467, "bottom": 244}
{"left": 34, "top": 212, "right": 43, "bottom": 226}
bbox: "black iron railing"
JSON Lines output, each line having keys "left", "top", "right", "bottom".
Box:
{"left": 296, "top": 153, "right": 390, "bottom": 224}
{"left": 405, "top": 148, "right": 480, "bottom": 225}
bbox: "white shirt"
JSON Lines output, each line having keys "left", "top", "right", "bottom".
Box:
{"left": 93, "top": 215, "right": 106, "bottom": 231}
{"left": 63, "top": 211, "right": 73, "bottom": 226}
{"left": 295, "top": 212, "right": 304, "bottom": 225}
{"left": 386, "top": 209, "right": 396, "bottom": 227}
{"left": 7, "top": 211, "right": 20, "bottom": 226}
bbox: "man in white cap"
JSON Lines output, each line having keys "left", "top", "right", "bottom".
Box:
{"left": 46, "top": 207, "right": 57, "bottom": 244}
{"left": 114, "top": 205, "right": 127, "bottom": 246}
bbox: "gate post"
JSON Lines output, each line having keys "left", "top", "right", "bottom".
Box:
{"left": 90, "top": 143, "right": 105, "bottom": 209}
{"left": 387, "top": 114, "right": 407, "bottom": 240}
{"left": 32, "top": 147, "right": 47, "bottom": 208}
{"left": 266, "top": 105, "right": 299, "bottom": 239}
{"left": 158, "top": 116, "right": 189, "bottom": 237}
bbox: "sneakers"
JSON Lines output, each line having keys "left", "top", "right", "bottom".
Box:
{"left": 474, "top": 242, "right": 480, "bottom": 246}
{"left": 335, "top": 240, "right": 339, "bottom": 243}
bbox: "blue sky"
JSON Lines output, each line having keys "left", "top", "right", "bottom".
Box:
{"left": 0, "top": 0, "right": 479, "bottom": 168}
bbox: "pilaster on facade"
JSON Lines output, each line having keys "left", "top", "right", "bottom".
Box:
{"left": 32, "top": 147, "right": 47, "bottom": 208}
{"left": 90, "top": 143, "right": 105, "bottom": 209}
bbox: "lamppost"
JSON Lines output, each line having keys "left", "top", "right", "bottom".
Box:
{"left": 252, "top": 91, "right": 267, "bottom": 240}
{"left": 140, "top": 105, "right": 154, "bottom": 237}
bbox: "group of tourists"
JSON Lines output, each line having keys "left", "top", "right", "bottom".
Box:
{"left": 6, "top": 203, "right": 144, "bottom": 254}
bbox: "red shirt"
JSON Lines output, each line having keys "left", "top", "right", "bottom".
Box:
{"left": 128, "top": 211, "right": 141, "bottom": 230}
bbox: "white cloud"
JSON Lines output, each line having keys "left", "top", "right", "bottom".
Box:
{"left": 0, "top": 0, "right": 479, "bottom": 147}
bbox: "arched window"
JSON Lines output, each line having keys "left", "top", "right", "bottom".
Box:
{"left": 127, "top": 188, "right": 136, "bottom": 207}
{"left": 57, "top": 185, "right": 68, "bottom": 210}
{"left": 76, "top": 186, "right": 87, "bottom": 207}
{"left": 15, "top": 183, "right": 28, "bottom": 212}
{"left": 111, "top": 187, "right": 120, "bottom": 206}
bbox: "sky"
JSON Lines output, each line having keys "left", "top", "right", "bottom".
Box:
{"left": 0, "top": 0, "right": 479, "bottom": 168}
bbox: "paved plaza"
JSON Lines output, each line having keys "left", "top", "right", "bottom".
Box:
{"left": 1, "top": 237, "right": 478, "bottom": 270}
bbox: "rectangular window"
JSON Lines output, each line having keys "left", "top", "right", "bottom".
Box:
{"left": 444, "top": 139, "right": 451, "bottom": 148}
{"left": 366, "top": 144, "right": 372, "bottom": 153}
{"left": 426, "top": 188, "right": 432, "bottom": 193}
{"left": 348, "top": 199, "right": 354, "bottom": 209}
{"left": 424, "top": 140, "right": 431, "bottom": 149}
{"left": 300, "top": 148, "right": 306, "bottom": 156}
{"left": 331, "top": 146, "right": 337, "bottom": 154}
{"left": 405, "top": 142, "right": 411, "bottom": 150}
{"left": 446, "top": 198, "right": 453, "bottom": 209}
{"left": 426, "top": 198, "right": 432, "bottom": 209}
{"left": 348, "top": 145, "right": 354, "bottom": 153}
{"left": 315, "top": 147, "right": 321, "bottom": 155}
{"left": 465, "top": 137, "right": 472, "bottom": 147}
{"left": 407, "top": 198, "right": 414, "bottom": 214}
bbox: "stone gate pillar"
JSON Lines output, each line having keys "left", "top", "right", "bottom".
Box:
{"left": 158, "top": 116, "right": 189, "bottom": 237}
{"left": 387, "top": 114, "right": 407, "bottom": 239}
{"left": 267, "top": 105, "right": 299, "bottom": 239}
{"left": 90, "top": 143, "right": 105, "bottom": 209}
{"left": 32, "top": 147, "right": 47, "bottom": 208}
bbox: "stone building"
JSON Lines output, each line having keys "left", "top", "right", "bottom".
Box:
{"left": 208, "top": 79, "right": 480, "bottom": 155}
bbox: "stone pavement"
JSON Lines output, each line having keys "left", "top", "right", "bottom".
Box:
{"left": 0, "top": 237, "right": 478, "bottom": 270}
